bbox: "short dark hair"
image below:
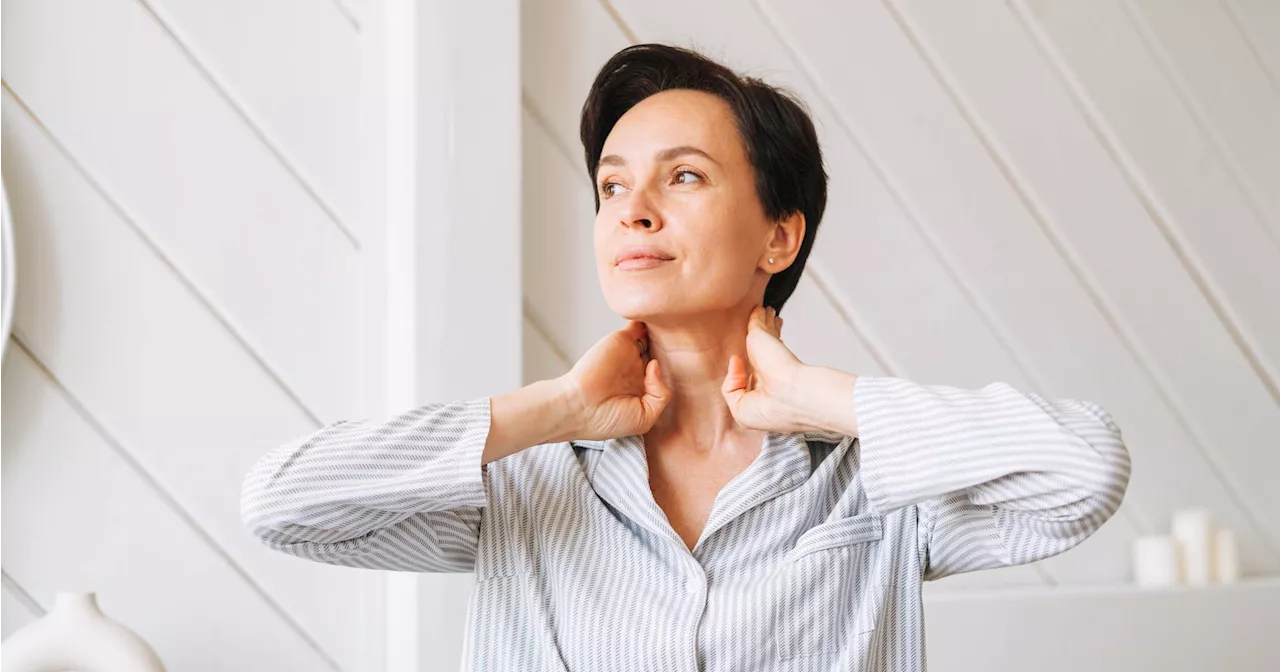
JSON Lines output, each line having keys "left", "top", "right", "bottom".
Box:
{"left": 579, "top": 43, "right": 828, "bottom": 314}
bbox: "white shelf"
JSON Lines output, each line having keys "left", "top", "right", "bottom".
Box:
{"left": 924, "top": 576, "right": 1280, "bottom": 672}
{"left": 923, "top": 575, "right": 1280, "bottom": 603}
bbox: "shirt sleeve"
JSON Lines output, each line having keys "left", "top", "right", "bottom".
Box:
{"left": 240, "top": 397, "right": 492, "bottom": 573}
{"left": 852, "top": 376, "right": 1131, "bottom": 581}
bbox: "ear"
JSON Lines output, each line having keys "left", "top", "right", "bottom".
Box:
{"left": 762, "top": 211, "right": 806, "bottom": 272}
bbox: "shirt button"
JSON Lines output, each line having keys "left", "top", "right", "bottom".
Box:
{"left": 684, "top": 578, "right": 701, "bottom": 595}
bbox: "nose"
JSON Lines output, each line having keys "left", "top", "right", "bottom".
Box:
{"left": 618, "top": 187, "right": 663, "bottom": 232}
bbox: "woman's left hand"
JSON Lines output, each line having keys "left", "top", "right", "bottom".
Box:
{"left": 721, "top": 306, "right": 818, "bottom": 434}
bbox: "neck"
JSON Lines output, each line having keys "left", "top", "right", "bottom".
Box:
{"left": 643, "top": 304, "right": 763, "bottom": 455}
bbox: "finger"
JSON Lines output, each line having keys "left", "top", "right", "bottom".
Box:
{"left": 621, "top": 321, "right": 650, "bottom": 358}
{"left": 721, "top": 354, "right": 749, "bottom": 392}
{"left": 721, "top": 354, "right": 749, "bottom": 406}
{"left": 748, "top": 305, "right": 767, "bottom": 333}
{"left": 763, "top": 307, "right": 783, "bottom": 338}
{"left": 642, "top": 358, "right": 671, "bottom": 420}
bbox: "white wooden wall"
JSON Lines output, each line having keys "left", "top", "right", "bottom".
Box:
{"left": 521, "top": 0, "right": 1280, "bottom": 667}
{"left": 3, "top": 0, "right": 1277, "bottom": 670}
{"left": 2, "top": 0, "right": 379, "bottom": 669}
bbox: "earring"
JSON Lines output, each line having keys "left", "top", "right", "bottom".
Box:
{"left": 768, "top": 257, "right": 775, "bottom": 264}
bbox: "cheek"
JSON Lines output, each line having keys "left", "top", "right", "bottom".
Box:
{"left": 683, "top": 203, "right": 761, "bottom": 272}
{"left": 689, "top": 246, "right": 759, "bottom": 292}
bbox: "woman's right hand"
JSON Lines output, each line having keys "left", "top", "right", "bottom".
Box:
{"left": 557, "top": 321, "right": 671, "bottom": 441}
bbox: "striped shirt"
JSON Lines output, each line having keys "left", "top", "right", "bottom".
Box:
{"left": 241, "top": 375, "right": 1130, "bottom": 671}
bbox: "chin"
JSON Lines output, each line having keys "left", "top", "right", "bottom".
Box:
{"left": 600, "top": 278, "right": 675, "bottom": 320}
{"left": 604, "top": 293, "right": 670, "bottom": 321}
{"left": 599, "top": 271, "right": 729, "bottom": 322}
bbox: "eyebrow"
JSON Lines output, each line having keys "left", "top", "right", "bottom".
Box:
{"left": 597, "top": 145, "right": 721, "bottom": 170}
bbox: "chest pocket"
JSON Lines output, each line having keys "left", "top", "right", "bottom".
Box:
{"left": 775, "top": 514, "right": 884, "bottom": 660}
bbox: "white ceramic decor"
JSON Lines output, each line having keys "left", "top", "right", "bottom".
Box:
{"left": 1171, "top": 507, "right": 1215, "bottom": 586}
{"left": 1, "top": 592, "right": 165, "bottom": 671}
{"left": 0, "top": 176, "right": 13, "bottom": 366}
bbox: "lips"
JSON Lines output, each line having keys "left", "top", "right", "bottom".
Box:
{"left": 614, "top": 246, "right": 675, "bottom": 267}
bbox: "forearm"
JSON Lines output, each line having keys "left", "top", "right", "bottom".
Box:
{"left": 485, "top": 377, "right": 581, "bottom": 464}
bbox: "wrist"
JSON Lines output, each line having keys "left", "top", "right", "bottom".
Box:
{"left": 544, "top": 375, "right": 586, "bottom": 443}
{"left": 793, "top": 365, "right": 859, "bottom": 436}
{"left": 487, "top": 378, "right": 582, "bottom": 463}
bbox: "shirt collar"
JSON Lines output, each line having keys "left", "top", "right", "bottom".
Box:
{"left": 570, "top": 428, "right": 848, "bottom": 451}
{"left": 577, "top": 429, "right": 853, "bottom": 556}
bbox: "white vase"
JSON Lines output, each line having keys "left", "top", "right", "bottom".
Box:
{"left": 1, "top": 591, "right": 165, "bottom": 671}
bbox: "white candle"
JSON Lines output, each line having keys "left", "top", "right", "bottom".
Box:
{"left": 1172, "top": 507, "right": 1214, "bottom": 586}
{"left": 1215, "top": 528, "right": 1240, "bottom": 583}
{"left": 1132, "top": 535, "right": 1180, "bottom": 588}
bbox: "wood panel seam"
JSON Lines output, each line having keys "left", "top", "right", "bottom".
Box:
{"left": 1, "top": 82, "right": 327, "bottom": 430}
{"left": 135, "top": 0, "right": 361, "bottom": 249}
{"left": 7, "top": 336, "right": 344, "bottom": 671}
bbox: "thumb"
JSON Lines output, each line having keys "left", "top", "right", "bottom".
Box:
{"left": 642, "top": 358, "right": 671, "bottom": 421}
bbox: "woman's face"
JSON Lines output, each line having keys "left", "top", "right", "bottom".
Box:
{"left": 593, "top": 89, "right": 777, "bottom": 323}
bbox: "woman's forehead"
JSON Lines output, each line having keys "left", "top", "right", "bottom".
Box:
{"left": 602, "top": 90, "right": 742, "bottom": 161}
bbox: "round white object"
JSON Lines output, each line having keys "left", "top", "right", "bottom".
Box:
{"left": 0, "top": 176, "right": 13, "bottom": 366}
{"left": 1, "top": 592, "right": 166, "bottom": 671}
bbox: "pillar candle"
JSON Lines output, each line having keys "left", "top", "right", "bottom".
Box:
{"left": 1172, "top": 507, "right": 1214, "bottom": 586}
{"left": 1215, "top": 528, "right": 1240, "bottom": 583}
{"left": 1132, "top": 535, "right": 1180, "bottom": 588}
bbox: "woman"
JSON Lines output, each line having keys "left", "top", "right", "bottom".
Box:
{"left": 242, "top": 44, "right": 1131, "bottom": 671}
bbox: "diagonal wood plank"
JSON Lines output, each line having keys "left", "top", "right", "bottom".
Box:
{"left": 1126, "top": 0, "right": 1280, "bottom": 235}
{"left": 1222, "top": 0, "right": 1280, "bottom": 90}
{"left": 2, "top": 0, "right": 361, "bottom": 422}
{"left": 2, "top": 347, "right": 339, "bottom": 671}
{"left": 332, "top": 0, "right": 364, "bottom": 31}
{"left": 890, "top": 0, "right": 1280, "bottom": 571}
{"left": 524, "top": 312, "right": 572, "bottom": 385}
{"left": 1012, "top": 0, "right": 1280, "bottom": 386}
{"left": 2, "top": 91, "right": 366, "bottom": 671}
{"left": 142, "top": 0, "right": 362, "bottom": 238}
{"left": 1, "top": 571, "right": 43, "bottom": 640}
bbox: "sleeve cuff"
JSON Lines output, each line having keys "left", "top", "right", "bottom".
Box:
{"left": 852, "top": 375, "right": 901, "bottom": 516}
{"left": 414, "top": 396, "right": 492, "bottom": 511}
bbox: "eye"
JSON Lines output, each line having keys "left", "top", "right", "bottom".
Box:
{"left": 672, "top": 168, "right": 703, "bottom": 185}
{"left": 599, "top": 180, "right": 626, "bottom": 199}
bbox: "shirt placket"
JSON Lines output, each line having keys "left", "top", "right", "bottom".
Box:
{"left": 588, "top": 432, "right": 819, "bottom": 671}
